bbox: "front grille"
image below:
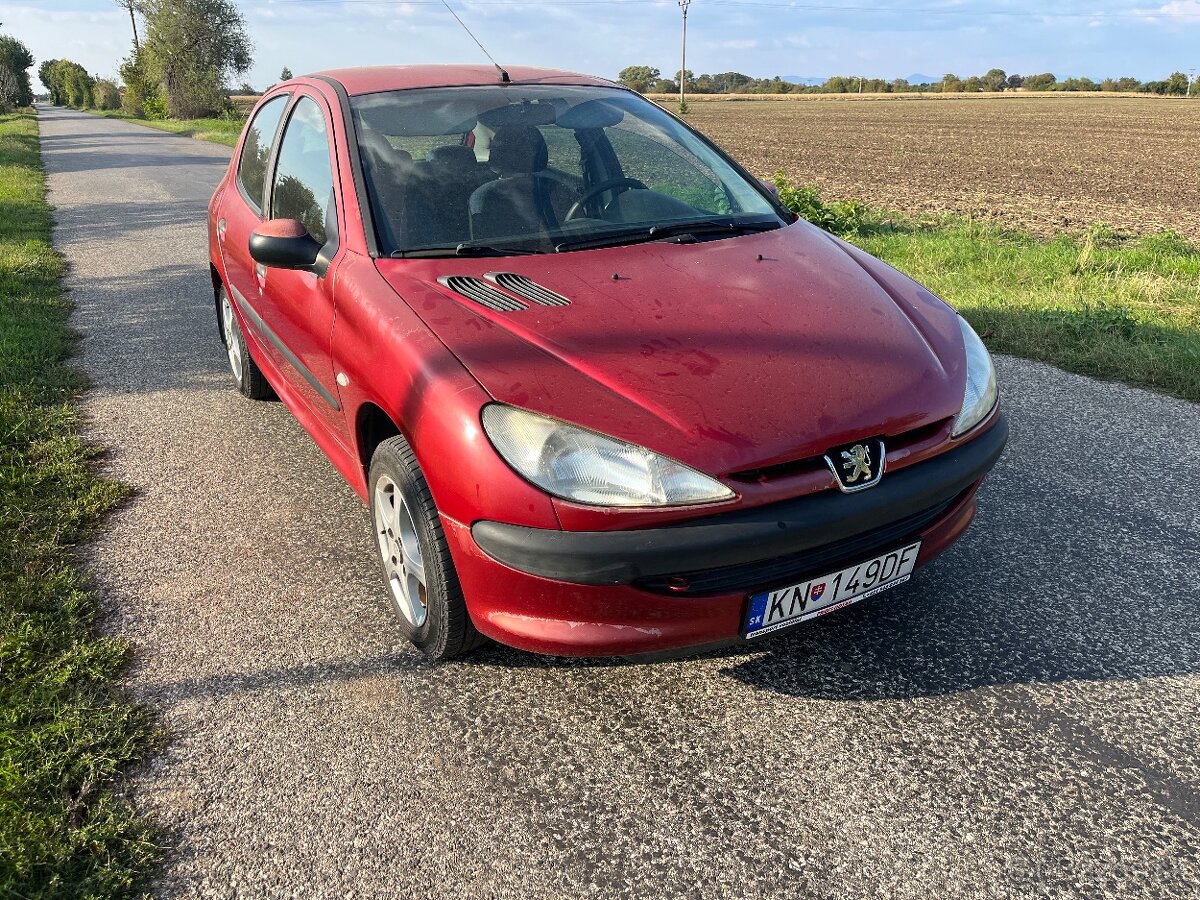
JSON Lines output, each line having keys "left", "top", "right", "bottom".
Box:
{"left": 634, "top": 494, "right": 961, "bottom": 596}
{"left": 729, "top": 420, "right": 949, "bottom": 485}
{"left": 487, "top": 272, "right": 571, "bottom": 307}
{"left": 438, "top": 275, "right": 528, "bottom": 312}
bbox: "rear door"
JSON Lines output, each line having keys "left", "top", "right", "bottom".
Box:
{"left": 258, "top": 92, "right": 349, "bottom": 446}
{"left": 217, "top": 92, "right": 290, "bottom": 339}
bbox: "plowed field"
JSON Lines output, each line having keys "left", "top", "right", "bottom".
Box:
{"left": 681, "top": 95, "right": 1200, "bottom": 238}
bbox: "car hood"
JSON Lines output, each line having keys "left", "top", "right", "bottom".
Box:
{"left": 374, "top": 221, "right": 966, "bottom": 476}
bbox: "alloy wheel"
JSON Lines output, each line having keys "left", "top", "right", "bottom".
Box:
{"left": 374, "top": 474, "right": 428, "bottom": 627}
{"left": 222, "top": 292, "right": 243, "bottom": 383}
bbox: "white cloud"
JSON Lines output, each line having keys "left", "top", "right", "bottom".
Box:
{"left": 1134, "top": 0, "right": 1200, "bottom": 20}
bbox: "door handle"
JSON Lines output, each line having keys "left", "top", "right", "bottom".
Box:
{"left": 255, "top": 263, "right": 267, "bottom": 291}
{"left": 216, "top": 217, "right": 227, "bottom": 240}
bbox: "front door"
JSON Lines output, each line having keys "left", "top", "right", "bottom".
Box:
{"left": 259, "top": 92, "right": 349, "bottom": 447}
{"left": 218, "top": 92, "right": 290, "bottom": 347}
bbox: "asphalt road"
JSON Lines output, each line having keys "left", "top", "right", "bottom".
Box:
{"left": 41, "top": 104, "right": 1200, "bottom": 899}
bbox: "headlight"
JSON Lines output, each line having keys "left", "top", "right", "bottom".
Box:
{"left": 952, "top": 316, "right": 998, "bottom": 437}
{"left": 481, "top": 404, "right": 735, "bottom": 507}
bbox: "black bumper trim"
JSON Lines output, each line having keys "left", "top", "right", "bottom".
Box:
{"left": 472, "top": 414, "right": 1008, "bottom": 587}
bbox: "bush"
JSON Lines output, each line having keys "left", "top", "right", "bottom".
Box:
{"left": 118, "top": 50, "right": 155, "bottom": 118}
{"left": 771, "top": 171, "right": 884, "bottom": 237}
{"left": 141, "top": 92, "right": 169, "bottom": 120}
{"left": 92, "top": 78, "right": 121, "bottom": 110}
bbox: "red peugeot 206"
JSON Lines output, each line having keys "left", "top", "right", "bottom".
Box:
{"left": 208, "top": 65, "right": 1007, "bottom": 660}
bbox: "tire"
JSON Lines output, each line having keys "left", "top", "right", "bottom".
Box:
{"left": 219, "top": 285, "right": 274, "bottom": 400}
{"left": 369, "top": 434, "right": 486, "bottom": 660}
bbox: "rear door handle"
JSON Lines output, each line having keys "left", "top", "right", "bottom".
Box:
{"left": 216, "top": 218, "right": 227, "bottom": 239}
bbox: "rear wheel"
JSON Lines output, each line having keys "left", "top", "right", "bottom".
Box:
{"left": 369, "top": 435, "right": 485, "bottom": 660}
{"left": 219, "top": 286, "right": 273, "bottom": 400}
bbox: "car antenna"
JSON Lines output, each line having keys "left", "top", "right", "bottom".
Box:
{"left": 438, "top": 0, "right": 510, "bottom": 83}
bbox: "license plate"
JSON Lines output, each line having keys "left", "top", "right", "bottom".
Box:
{"left": 743, "top": 541, "right": 921, "bottom": 639}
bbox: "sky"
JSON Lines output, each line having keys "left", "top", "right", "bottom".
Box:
{"left": 6, "top": 0, "right": 1200, "bottom": 92}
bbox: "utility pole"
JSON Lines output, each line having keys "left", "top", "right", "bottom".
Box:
{"left": 679, "top": 0, "right": 691, "bottom": 111}
{"left": 1190, "top": 68, "right": 1197, "bottom": 98}
{"left": 114, "top": 0, "right": 139, "bottom": 51}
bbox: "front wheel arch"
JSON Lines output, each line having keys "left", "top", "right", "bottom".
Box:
{"left": 355, "top": 402, "right": 402, "bottom": 490}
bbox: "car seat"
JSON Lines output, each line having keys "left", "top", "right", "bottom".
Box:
{"left": 468, "top": 125, "right": 579, "bottom": 241}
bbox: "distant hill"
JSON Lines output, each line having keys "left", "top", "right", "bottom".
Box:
{"left": 781, "top": 75, "right": 824, "bottom": 86}
{"left": 906, "top": 73, "right": 939, "bottom": 84}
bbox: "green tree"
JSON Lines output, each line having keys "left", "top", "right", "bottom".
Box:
{"left": 982, "top": 68, "right": 1007, "bottom": 92}
{"left": 1164, "top": 71, "right": 1189, "bottom": 96}
{"left": 118, "top": 47, "right": 157, "bottom": 116}
{"left": 712, "top": 71, "right": 751, "bottom": 93}
{"left": 0, "top": 67, "right": 21, "bottom": 110}
{"left": 1054, "top": 76, "right": 1098, "bottom": 92}
{"left": 38, "top": 59, "right": 63, "bottom": 104}
{"left": 0, "top": 34, "right": 35, "bottom": 107}
{"left": 64, "top": 65, "right": 94, "bottom": 108}
{"left": 280, "top": 66, "right": 293, "bottom": 81}
{"left": 93, "top": 77, "right": 122, "bottom": 109}
{"left": 142, "top": 0, "right": 253, "bottom": 118}
{"left": 1023, "top": 73, "right": 1056, "bottom": 91}
{"left": 617, "top": 65, "right": 659, "bottom": 93}
{"left": 38, "top": 59, "right": 94, "bottom": 108}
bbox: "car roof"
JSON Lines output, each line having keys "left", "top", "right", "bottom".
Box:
{"left": 310, "top": 65, "right": 619, "bottom": 96}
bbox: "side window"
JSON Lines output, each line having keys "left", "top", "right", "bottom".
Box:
{"left": 270, "top": 96, "right": 336, "bottom": 245}
{"left": 605, "top": 124, "right": 732, "bottom": 215}
{"left": 236, "top": 95, "right": 288, "bottom": 213}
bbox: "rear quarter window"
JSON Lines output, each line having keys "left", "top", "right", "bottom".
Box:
{"left": 236, "top": 95, "right": 289, "bottom": 213}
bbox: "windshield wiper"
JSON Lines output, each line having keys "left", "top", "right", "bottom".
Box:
{"left": 554, "top": 218, "right": 781, "bottom": 253}
{"left": 391, "top": 243, "right": 543, "bottom": 259}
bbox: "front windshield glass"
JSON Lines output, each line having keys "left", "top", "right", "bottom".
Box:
{"left": 349, "top": 84, "right": 783, "bottom": 255}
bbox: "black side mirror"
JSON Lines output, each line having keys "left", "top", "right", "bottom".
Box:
{"left": 249, "top": 219, "right": 322, "bottom": 270}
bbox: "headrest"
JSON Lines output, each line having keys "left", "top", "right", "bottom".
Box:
{"left": 358, "top": 125, "right": 412, "bottom": 172}
{"left": 426, "top": 144, "right": 478, "bottom": 173}
{"left": 487, "top": 125, "right": 548, "bottom": 176}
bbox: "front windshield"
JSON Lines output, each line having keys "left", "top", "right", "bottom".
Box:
{"left": 350, "top": 84, "right": 783, "bottom": 255}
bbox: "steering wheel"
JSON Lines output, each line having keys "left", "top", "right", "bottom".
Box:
{"left": 565, "top": 177, "right": 649, "bottom": 221}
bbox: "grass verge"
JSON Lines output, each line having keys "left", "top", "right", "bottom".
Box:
{"left": 775, "top": 173, "right": 1200, "bottom": 403}
{"left": 0, "top": 109, "right": 157, "bottom": 896}
{"left": 86, "top": 108, "right": 241, "bottom": 146}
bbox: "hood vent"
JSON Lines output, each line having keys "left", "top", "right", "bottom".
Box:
{"left": 437, "top": 275, "right": 528, "bottom": 312}
{"left": 487, "top": 273, "right": 571, "bottom": 307}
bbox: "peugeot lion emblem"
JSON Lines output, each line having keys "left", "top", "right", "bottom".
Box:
{"left": 840, "top": 444, "right": 873, "bottom": 484}
{"left": 824, "top": 439, "right": 886, "bottom": 493}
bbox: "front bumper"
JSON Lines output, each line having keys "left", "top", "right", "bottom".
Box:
{"left": 450, "top": 413, "right": 1008, "bottom": 657}
{"left": 474, "top": 414, "right": 1007, "bottom": 586}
